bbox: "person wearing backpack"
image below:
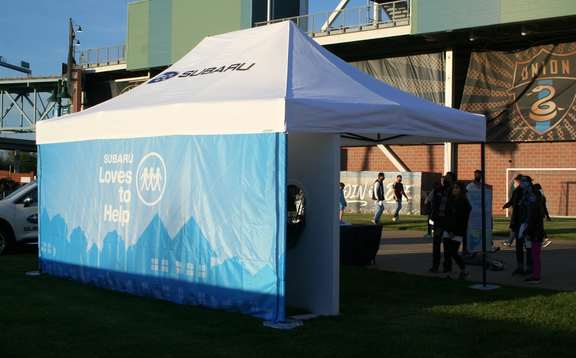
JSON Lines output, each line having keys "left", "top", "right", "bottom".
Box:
{"left": 371, "top": 172, "right": 385, "bottom": 225}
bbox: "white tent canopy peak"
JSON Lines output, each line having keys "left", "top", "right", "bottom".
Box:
{"left": 36, "top": 21, "right": 486, "bottom": 145}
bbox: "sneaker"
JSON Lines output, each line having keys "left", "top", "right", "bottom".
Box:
{"left": 457, "top": 271, "right": 470, "bottom": 280}
{"left": 543, "top": 239, "right": 552, "bottom": 248}
{"left": 502, "top": 241, "right": 512, "bottom": 247}
{"left": 371, "top": 219, "right": 377, "bottom": 224}
{"left": 524, "top": 277, "right": 540, "bottom": 284}
{"left": 443, "top": 276, "right": 453, "bottom": 282}
{"left": 490, "top": 246, "right": 501, "bottom": 253}
{"left": 391, "top": 217, "right": 397, "bottom": 222}
{"left": 511, "top": 268, "right": 524, "bottom": 276}
{"left": 523, "top": 269, "right": 532, "bottom": 276}
{"left": 429, "top": 267, "right": 439, "bottom": 273}
{"left": 423, "top": 234, "right": 432, "bottom": 237}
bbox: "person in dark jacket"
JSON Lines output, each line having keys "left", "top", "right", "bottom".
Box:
{"left": 522, "top": 189, "right": 545, "bottom": 283}
{"left": 429, "top": 171, "right": 456, "bottom": 273}
{"left": 510, "top": 176, "right": 534, "bottom": 276}
{"left": 502, "top": 174, "right": 523, "bottom": 246}
{"left": 442, "top": 182, "right": 472, "bottom": 280}
{"left": 533, "top": 183, "right": 552, "bottom": 248}
{"left": 371, "top": 172, "right": 385, "bottom": 225}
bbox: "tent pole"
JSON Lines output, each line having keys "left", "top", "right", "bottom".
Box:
{"left": 481, "top": 141, "right": 487, "bottom": 287}
{"left": 471, "top": 141, "right": 499, "bottom": 290}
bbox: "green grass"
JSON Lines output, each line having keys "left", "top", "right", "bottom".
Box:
{"left": 343, "top": 213, "right": 576, "bottom": 240}
{"left": 2, "top": 250, "right": 576, "bottom": 358}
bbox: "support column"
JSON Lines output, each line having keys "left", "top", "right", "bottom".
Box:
{"left": 444, "top": 49, "right": 456, "bottom": 174}
{"left": 72, "top": 68, "right": 82, "bottom": 113}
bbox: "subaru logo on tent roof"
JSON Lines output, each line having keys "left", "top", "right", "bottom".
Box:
{"left": 147, "top": 71, "right": 179, "bottom": 84}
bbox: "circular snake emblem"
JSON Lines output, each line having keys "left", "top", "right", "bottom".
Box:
{"left": 527, "top": 85, "right": 565, "bottom": 122}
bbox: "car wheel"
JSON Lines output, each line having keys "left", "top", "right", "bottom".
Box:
{"left": 0, "top": 227, "right": 13, "bottom": 255}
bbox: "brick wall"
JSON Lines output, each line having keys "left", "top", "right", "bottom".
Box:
{"left": 342, "top": 142, "right": 576, "bottom": 216}
{"left": 0, "top": 171, "right": 36, "bottom": 185}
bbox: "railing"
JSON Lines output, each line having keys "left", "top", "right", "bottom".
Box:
{"left": 78, "top": 44, "right": 126, "bottom": 69}
{"left": 254, "top": 0, "right": 410, "bottom": 37}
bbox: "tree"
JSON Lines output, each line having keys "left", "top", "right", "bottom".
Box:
{"left": 19, "top": 151, "right": 37, "bottom": 174}
{"left": 0, "top": 150, "right": 37, "bottom": 174}
{"left": 0, "top": 151, "right": 11, "bottom": 171}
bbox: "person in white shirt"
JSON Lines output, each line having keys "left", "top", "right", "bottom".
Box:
{"left": 465, "top": 169, "right": 500, "bottom": 253}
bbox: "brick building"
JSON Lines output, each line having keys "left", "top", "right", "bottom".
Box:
{"left": 343, "top": 142, "right": 576, "bottom": 216}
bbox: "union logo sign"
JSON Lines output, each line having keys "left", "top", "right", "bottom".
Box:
{"left": 508, "top": 49, "right": 576, "bottom": 134}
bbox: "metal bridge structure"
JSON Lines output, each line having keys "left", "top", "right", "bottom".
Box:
{"left": 0, "top": 76, "right": 66, "bottom": 152}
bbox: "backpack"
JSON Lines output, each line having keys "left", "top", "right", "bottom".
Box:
{"left": 370, "top": 180, "right": 378, "bottom": 200}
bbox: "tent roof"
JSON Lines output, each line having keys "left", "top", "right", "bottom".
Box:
{"left": 36, "top": 21, "right": 485, "bottom": 145}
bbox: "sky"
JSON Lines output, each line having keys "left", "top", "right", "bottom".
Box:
{"left": 0, "top": 0, "right": 369, "bottom": 78}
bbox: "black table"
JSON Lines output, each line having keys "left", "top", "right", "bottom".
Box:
{"left": 340, "top": 224, "right": 383, "bottom": 266}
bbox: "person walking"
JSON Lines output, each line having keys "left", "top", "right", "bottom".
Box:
{"left": 392, "top": 175, "right": 409, "bottom": 222}
{"left": 339, "top": 182, "right": 347, "bottom": 221}
{"left": 371, "top": 172, "right": 385, "bottom": 225}
{"left": 442, "top": 182, "right": 472, "bottom": 281}
{"left": 522, "top": 189, "right": 545, "bottom": 283}
{"left": 429, "top": 171, "right": 456, "bottom": 273}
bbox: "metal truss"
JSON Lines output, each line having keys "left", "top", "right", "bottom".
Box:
{"left": 0, "top": 76, "right": 63, "bottom": 134}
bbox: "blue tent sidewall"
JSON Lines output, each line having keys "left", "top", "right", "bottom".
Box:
{"left": 38, "top": 133, "right": 287, "bottom": 322}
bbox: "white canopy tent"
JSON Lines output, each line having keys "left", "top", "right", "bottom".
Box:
{"left": 37, "top": 21, "right": 484, "bottom": 145}
{"left": 36, "top": 21, "right": 485, "bottom": 321}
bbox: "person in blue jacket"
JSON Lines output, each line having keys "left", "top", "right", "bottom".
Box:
{"left": 339, "top": 182, "right": 347, "bottom": 221}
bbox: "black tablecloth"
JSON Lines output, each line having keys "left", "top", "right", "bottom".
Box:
{"left": 340, "top": 224, "right": 383, "bottom": 266}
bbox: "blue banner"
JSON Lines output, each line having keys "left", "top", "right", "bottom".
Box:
{"left": 466, "top": 190, "right": 492, "bottom": 253}
{"left": 38, "top": 133, "right": 286, "bottom": 322}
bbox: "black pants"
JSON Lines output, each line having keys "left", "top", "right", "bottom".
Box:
{"left": 444, "top": 238, "right": 465, "bottom": 272}
{"left": 515, "top": 235, "right": 533, "bottom": 269}
{"left": 432, "top": 233, "right": 442, "bottom": 269}
{"left": 432, "top": 233, "right": 450, "bottom": 271}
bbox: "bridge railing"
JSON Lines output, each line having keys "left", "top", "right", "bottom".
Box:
{"left": 254, "top": 0, "right": 410, "bottom": 37}
{"left": 78, "top": 44, "right": 126, "bottom": 69}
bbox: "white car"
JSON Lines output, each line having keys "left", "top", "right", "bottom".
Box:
{"left": 0, "top": 180, "right": 38, "bottom": 254}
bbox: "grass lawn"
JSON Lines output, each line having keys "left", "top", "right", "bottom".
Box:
{"left": 2, "top": 249, "right": 576, "bottom": 358}
{"left": 343, "top": 213, "right": 576, "bottom": 240}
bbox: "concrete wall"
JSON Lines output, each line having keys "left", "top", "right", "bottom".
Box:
{"left": 413, "top": 0, "right": 576, "bottom": 34}
{"left": 339, "top": 171, "right": 429, "bottom": 215}
{"left": 127, "top": 0, "right": 245, "bottom": 71}
{"left": 126, "top": 0, "right": 302, "bottom": 71}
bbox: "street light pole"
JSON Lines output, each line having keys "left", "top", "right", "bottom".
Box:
{"left": 66, "top": 18, "right": 74, "bottom": 98}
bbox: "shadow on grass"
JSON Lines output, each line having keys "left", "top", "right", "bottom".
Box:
{"left": 2, "top": 248, "right": 576, "bottom": 358}
{"left": 337, "top": 265, "right": 576, "bottom": 357}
